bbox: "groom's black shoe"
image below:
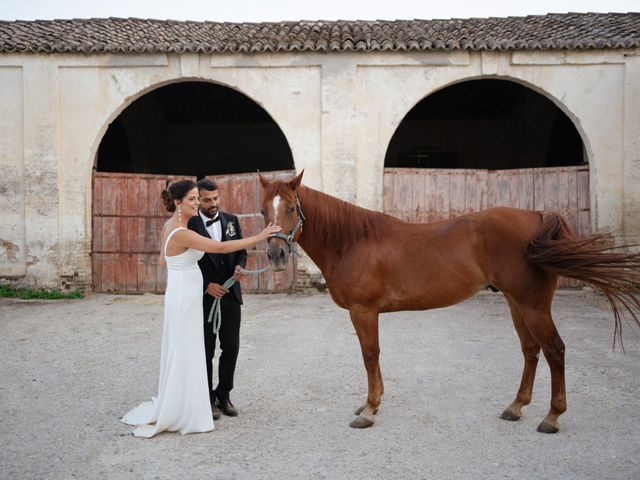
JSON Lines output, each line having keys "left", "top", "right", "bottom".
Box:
{"left": 211, "top": 403, "right": 221, "bottom": 420}
{"left": 216, "top": 397, "right": 238, "bottom": 417}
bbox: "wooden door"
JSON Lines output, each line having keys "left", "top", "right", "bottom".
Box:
{"left": 92, "top": 170, "right": 297, "bottom": 293}
{"left": 92, "top": 172, "right": 194, "bottom": 293}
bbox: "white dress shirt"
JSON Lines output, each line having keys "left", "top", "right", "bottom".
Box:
{"left": 199, "top": 211, "right": 222, "bottom": 242}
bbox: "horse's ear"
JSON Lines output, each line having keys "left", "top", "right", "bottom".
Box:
{"left": 289, "top": 170, "right": 304, "bottom": 190}
{"left": 258, "top": 171, "right": 270, "bottom": 188}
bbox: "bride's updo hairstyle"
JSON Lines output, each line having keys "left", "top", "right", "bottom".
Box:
{"left": 161, "top": 180, "right": 197, "bottom": 212}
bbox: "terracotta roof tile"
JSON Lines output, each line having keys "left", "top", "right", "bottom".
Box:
{"left": 0, "top": 13, "right": 638, "bottom": 54}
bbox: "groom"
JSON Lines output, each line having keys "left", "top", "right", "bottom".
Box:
{"left": 188, "top": 178, "right": 247, "bottom": 419}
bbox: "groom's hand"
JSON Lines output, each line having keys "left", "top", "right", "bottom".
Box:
{"left": 206, "top": 283, "right": 228, "bottom": 298}
{"left": 233, "top": 265, "right": 246, "bottom": 281}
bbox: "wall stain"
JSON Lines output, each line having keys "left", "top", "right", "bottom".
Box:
{"left": 0, "top": 239, "right": 20, "bottom": 262}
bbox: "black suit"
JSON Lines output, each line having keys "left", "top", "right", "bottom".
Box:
{"left": 188, "top": 211, "right": 247, "bottom": 404}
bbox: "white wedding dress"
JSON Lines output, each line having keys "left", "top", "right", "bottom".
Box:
{"left": 121, "top": 227, "right": 214, "bottom": 437}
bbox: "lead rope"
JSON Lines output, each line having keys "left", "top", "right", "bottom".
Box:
{"left": 207, "top": 264, "right": 273, "bottom": 334}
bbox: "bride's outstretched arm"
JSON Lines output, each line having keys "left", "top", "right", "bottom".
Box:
{"left": 177, "top": 223, "right": 280, "bottom": 253}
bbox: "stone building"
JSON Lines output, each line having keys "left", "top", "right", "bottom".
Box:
{"left": 0, "top": 12, "right": 639, "bottom": 292}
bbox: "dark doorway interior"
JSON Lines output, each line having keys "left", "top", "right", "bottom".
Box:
{"left": 97, "top": 81, "right": 294, "bottom": 176}
{"left": 385, "top": 79, "right": 585, "bottom": 169}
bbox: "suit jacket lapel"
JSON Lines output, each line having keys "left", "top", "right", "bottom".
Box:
{"left": 194, "top": 213, "right": 210, "bottom": 238}
{"left": 218, "top": 214, "right": 234, "bottom": 277}
{"left": 220, "top": 214, "right": 228, "bottom": 242}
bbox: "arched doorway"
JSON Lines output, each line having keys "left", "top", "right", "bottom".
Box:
{"left": 92, "top": 81, "right": 296, "bottom": 293}
{"left": 383, "top": 79, "right": 589, "bottom": 287}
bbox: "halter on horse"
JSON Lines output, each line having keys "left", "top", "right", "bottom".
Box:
{"left": 266, "top": 193, "right": 305, "bottom": 266}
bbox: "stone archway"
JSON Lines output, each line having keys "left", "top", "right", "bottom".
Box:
{"left": 385, "top": 78, "right": 585, "bottom": 171}
{"left": 92, "top": 80, "right": 296, "bottom": 293}
{"left": 383, "top": 78, "right": 590, "bottom": 287}
{"left": 96, "top": 80, "right": 294, "bottom": 176}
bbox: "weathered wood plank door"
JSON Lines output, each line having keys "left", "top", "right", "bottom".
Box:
{"left": 92, "top": 172, "right": 192, "bottom": 293}
{"left": 383, "top": 166, "right": 590, "bottom": 287}
{"left": 92, "top": 170, "right": 296, "bottom": 293}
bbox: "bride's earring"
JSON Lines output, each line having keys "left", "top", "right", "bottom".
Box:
{"left": 178, "top": 205, "right": 182, "bottom": 222}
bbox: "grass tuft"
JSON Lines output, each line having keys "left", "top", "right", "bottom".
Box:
{"left": 0, "top": 285, "right": 84, "bottom": 300}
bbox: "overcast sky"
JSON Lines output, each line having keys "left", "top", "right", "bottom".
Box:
{"left": 2, "top": 0, "right": 639, "bottom": 22}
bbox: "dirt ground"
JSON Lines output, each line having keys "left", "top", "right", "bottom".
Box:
{"left": 1, "top": 290, "right": 639, "bottom": 479}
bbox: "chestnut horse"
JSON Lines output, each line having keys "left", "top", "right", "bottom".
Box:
{"left": 259, "top": 171, "right": 640, "bottom": 433}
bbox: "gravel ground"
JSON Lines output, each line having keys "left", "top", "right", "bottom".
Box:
{"left": 1, "top": 290, "right": 639, "bottom": 480}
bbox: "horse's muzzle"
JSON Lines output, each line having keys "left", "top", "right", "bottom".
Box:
{"left": 266, "top": 239, "right": 289, "bottom": 272}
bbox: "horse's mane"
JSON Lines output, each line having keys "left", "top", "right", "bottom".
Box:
{"left": 263, "top": 180, "right": 394, "bottom": 253}
{"left": 296, "top": 185, "right": 394, "bottom": 253}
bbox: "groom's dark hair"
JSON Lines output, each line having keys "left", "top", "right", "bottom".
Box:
{"left": 197, "top": 178, "right": 218, "bottom": 192}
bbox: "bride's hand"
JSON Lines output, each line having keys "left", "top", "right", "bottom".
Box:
{"left": 260, "top": 222, "right": 281, "bottom": 240}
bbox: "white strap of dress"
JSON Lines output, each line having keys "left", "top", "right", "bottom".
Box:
{"left": 164, "top": 227, "right": 186, "bottom": 254}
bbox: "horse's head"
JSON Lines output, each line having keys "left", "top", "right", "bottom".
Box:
{"left": 259, "top": 170, "right": 305, "bottom": 272}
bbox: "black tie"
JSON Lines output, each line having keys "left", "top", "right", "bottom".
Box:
{"left": 206, "top": 217, "right": 220, "bottom": 227}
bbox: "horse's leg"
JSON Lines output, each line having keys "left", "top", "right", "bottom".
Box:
{"left": 500, "top": 297, "right": 541, "bottom": 421}
{"left": 520, "top": 305, "right": 567, "bottom": 433}
{"left": 349, "top": 307, "right": 383, "bottom": 429}
{"left": 354, "top": 364, "right": 384, "bottom": 416}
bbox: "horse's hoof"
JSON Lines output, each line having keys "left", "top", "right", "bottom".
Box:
{"left": 536, "top": 420, "right": 559, "bottom": 434}
{"left": 500, "top": 408, "right": 521, "bottom": 421}
{"left": 349, "top": 415, "right": 375, "bottom": 429}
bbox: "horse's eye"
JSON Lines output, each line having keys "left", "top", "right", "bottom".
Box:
{"left": 289, "top": 206, "right": 295, "bottom": 213}
{"left": 260, "top": 209, "right": 265, "bottom": 216}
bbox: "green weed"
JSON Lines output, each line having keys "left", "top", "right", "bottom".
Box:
{"left": 0, "top": 285, "right": 84, "bottom": 300}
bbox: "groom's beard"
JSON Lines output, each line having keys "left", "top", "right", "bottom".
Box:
{"left": 200, "top": 206, "right": 218, "bottom": 218}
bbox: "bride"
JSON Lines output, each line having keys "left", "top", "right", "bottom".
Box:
{"left": 121, "top": 179, "right": 280, "bottom": 438}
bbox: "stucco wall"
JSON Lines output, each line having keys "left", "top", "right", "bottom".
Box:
{"left": 0, "top": 48, "right": 638, "bottom": 288}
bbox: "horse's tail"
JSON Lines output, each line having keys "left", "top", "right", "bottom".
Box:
{"left": 526, "top": 212, "right": 640, "bottom": 348}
